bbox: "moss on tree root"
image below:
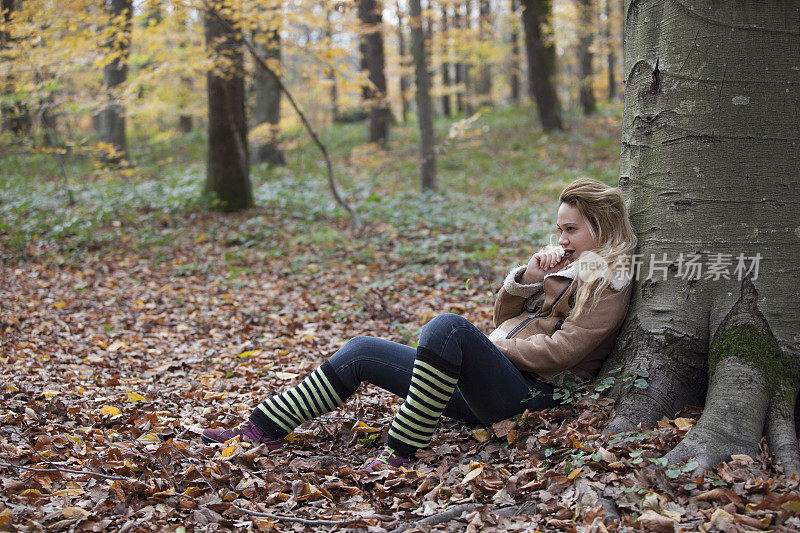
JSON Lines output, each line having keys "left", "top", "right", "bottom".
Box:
{"left": 709, "top": 323, "right": 799, "bottom": 404}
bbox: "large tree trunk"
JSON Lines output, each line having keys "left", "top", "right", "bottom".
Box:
{"left": 204, "top": 5, "right": 252, "bottom": 212}
{"left": 396, "top": 0, "right": 410, "bottom": 123}
{"left": 99, "top": 0, "right": 132, "bottom": 162}
{"left": 577, "top": 0, "right": 596, "bottom": 115}
{"left": 520, "top": 0, "right": 562, "bottom": 130}
{"left": 509, "top": 0, "right": 521, "bottom": 103}
{"left": 409, "top": 0, "right": 436, "bottom": 192}
{"left": 358, "top": 0, "right": 391, "bottom": 146}
{"left": 251, "top": 8, "right": 285, "bottom": 166}
{"left": 602, "top": 0, "right": 800, "bottom": 476}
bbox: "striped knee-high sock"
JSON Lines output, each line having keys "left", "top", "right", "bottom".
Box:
{"left": 249, "top": 361, "right": 353, "bottom": 439}
{"left": 387, "top": 347, "right": 460, "bottom": 457}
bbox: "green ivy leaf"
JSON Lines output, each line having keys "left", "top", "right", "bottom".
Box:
{"left": 634, "top": 378, "right": 648, "bottom": 389}
{"left": 682, "top": 461, "right": 699, "bottom": 472}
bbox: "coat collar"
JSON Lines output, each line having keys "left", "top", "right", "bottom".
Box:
{"left": 544, "top": 262, "right": 631, "bottom": 291}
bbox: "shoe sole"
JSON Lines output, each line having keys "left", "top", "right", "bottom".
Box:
{"left": 201, "top": 434, "right": 224, "bottom": 445}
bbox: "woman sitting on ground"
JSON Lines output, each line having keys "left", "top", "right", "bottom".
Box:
{"left": 201, "top": 177, "right": 637, "bottom": 472}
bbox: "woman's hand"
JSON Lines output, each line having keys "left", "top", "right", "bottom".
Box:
{"left": 521, "top": 250, "right": 566, "bottom": 284}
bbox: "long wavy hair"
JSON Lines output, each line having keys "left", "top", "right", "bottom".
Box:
{"left": 557, "top": 178, "right": 637, "bottom": 317}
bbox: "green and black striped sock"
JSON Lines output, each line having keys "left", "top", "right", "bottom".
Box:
{"left": 387, "top": 347, "right": 460, "bottom": 457}
{"left": 249, "top": 361, "right": 353, "bottom": 439}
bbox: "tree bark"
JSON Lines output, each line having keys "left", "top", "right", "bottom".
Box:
{"left": 251, "top": 6, "right": 285, "bottom": 166}
{"left": 439, "top": 3, "right": 451, "bottom": 116}
{"left": 577, "top": 0, "right": 596, "bottom": 115}
{"left": 602, "top": 0, "right": 800, "bottom": 476}
{"left": 358, "top": 0, "right": 391, "bottom": 146}
{"left": 409, "top": 0, "right": 436, "bottom": 192}
{"left": 99, "top": 0, "right": 132, "bottom": 163}
{"left": 204, "top": 3, "right": 252, "bottom": 212}
{"left": 396, "top": 0, "right": 410, "bottom": 122}
{"left": 520, "top": 0, "right": 562, "bottom": 130}
{"left": 510, "top": 0, "right": 521, "bottom": 103}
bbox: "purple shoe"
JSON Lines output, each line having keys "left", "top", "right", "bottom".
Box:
{"left": 201, "top": 420, "right": 284, "bottom": 450}
{"left": 358, "top": 446, "right": 412, "bottom": 473}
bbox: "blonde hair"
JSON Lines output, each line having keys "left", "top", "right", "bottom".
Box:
{"left": 557, "top": 178, "right": 637, "bottom": 317}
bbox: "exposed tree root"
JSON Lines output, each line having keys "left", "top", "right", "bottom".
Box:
{"left": 664, "top": 357, "right": 769, "bottom": 473}
{"left": 766, "top": 387, "right": 800, "bottom": 478}
{"left": 603, "top": 323, "right": 707, "bottom": 435}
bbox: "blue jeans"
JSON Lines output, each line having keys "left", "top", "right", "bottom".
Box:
{"left": 328, "top": 313, "right": 558, "bottom": 426}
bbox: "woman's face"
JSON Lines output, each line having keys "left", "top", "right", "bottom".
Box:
{"left": 557, "top": 202, "right": 597, "bottom": 261}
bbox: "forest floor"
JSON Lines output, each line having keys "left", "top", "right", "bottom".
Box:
{"left": 2, "top": 104, "right": 800, "bottom": 531}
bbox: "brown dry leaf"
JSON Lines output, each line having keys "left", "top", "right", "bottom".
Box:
{"left": 638, "top": 510, "right": 676, "bottom": 533}
{"left": 734, "top": 513, "right": 771, "bottom": 529}
{"left": 472, "top": 428, "right": 490, "bottom": 442}
{"left": 492, "top": 419, "right": 516, "bottom": 438}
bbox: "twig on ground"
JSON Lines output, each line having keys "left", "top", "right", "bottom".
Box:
{"left": 236, "top": 507, "right": 364, "bottom": 527}
{"left": 389, "top": 503, "right": 484, "bottom": 533}
{"left": 118, "top": 430, "right": 178, "bottom": 492}
{"left": 389, "top": 501, "right": 543, "bottom": 533}
{"left": 0, "top": 462, "right": 131, "bottom": 481}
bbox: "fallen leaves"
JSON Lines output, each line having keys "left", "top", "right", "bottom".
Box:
{"left": 3, "top": 213, "right": 800, "bottom": 532}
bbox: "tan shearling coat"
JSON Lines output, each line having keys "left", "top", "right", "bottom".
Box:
{"left": 489, "top": 264, "right": 632, "bottom": 384}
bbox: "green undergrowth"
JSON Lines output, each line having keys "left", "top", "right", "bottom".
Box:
{"left": 1, "top": 102, "right": 622, "bottom": 267}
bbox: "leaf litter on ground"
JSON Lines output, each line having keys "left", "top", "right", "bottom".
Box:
{"left": 2, "top": 112, "right": 800, "bottom": 531}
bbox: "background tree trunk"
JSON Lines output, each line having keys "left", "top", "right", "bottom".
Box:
{"left": 99, "top": 0, "right": 132, "bottom": 162}
{"left": 453, "top": 4, "right": 466, "bottom": 113}
{"left": 603, "top": 0, "right": 615, "bottom": 101}
{"left": 358, "top": 0, "right": 390, "bottom": 146}
{"left": 520, "top": 0, "right": 562, "bottom": 130}
{"left": 601, "top": 0, "right": 800, "bottom": 475}
{"left": 325, "top": 9, "right": 339, "bottom": 123}
{"left": 396, "top": 0, "right": 410, "bottom": 122}
{"left": 461, "top": 2, "right": 473, "bottom": 115}
{"left": 251, "top": 9, "right": 285, "bottom": 166}
{"left": 409, "top": 0, "right": 436, "bottom": 192}
{"left": 476, "top": 0, "right": 492, "bottom": 108}
{"left": 439, "top": 3, "right": 451, "bottom": 116}
{"left": 1, "top": 0, "right": 31, "bottom": 136}
{"left": 509, "top": 0, "right": 521, "bottom": 103}
{"left": 204, "top": 5, "right": 252, "bottom": 212}
{"left": 577, "top": 0, "right": 596, "bottom": 115}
